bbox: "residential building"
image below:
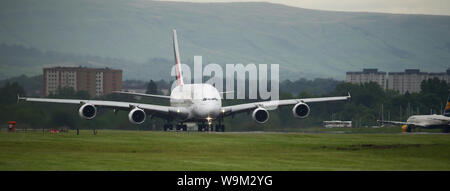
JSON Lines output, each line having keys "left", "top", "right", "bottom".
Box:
{"left": 387, "top": 69, "right": 450, "bottom": 94}
{"left": 346, "top": 68, "right": 387, "bottom": 89}
{"left": 43, "top": 67, "right": 122, "bottom": 97}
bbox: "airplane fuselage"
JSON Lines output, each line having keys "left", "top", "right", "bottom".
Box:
{"left": 407, "top": 114, "right": 450, "bottom": 128}
{"left": 170, "top": 84, "right": 222, "bottom": 120}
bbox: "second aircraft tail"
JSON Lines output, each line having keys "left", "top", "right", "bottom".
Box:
{"left": 444, "top": 95, "right": 450, "bottom": 117}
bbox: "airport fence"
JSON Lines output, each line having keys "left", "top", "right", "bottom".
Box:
{"left": 0, "top": 127, "right": 67, "bottom": 133}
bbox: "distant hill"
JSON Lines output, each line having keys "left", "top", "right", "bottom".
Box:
{"left": 0, "top": 74, "right": 42, "bottom": 96}
{"left": 1, "top": 0, "right": 449, "bottom": 80}
{"left": 0, "top": 44, "right": 171, "bottom": 80}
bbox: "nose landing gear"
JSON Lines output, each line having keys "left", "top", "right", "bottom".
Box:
{"left": 197, "top": 118, "right": 225, "bottom": 132}
{"left": 215, "top": 124, "right": 225, "bottom": 132}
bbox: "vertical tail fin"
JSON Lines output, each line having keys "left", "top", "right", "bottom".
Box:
{"left": 444, "top": 94, "right": 450, "bottom": 117}
{"left": 173, "top": 29, "right": 184, "bottom": 86}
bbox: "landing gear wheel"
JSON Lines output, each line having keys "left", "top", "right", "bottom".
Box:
{"left": 214, "top": 125, "right": 225, "bottom": 132}
{"left": 406, "top": 126, "right": 412, "bottom": 133}
{"left": 215, "top": 125, "right": 220, "bottom": 132}
{"left": 209, "top": 125, "right": 214, "bottom": 131}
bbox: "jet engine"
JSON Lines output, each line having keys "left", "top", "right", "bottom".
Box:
{"left": 78, "top": 103, "right": 97, "bottom": 120}
{"left": 128, "top": 108, "right": 146, "bottom": 124}
{"left": 292, "top": 102, "right": 310, "bottom": 118}
{"left": 252, "top": 107, "right": 269, "bottom": 124}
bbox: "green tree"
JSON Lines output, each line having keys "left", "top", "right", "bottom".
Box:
{"left": 52, "top": 109, "right": 76, "bottom": 128}
{"left": 49, "top": 87, "right": 90, "bottom": 99}
{"left": 421, "top": 77, "right": 449, "bottom": 96}
{"left": 420, "top": 78, "right": 450, "bottom": 114}
{"left": 0, "top": 82, "right": 25, "bottom": 105}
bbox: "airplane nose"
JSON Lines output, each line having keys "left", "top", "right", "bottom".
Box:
{"left": 195, "top": 102, "right": 219, "bottom": 118}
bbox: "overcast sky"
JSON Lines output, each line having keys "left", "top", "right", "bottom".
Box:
{"left": 160, "top": 0, "right": 450, "bottom": 16}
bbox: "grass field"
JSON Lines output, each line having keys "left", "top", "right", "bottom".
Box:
{"left": 0, "top": 129, "right": 449, "bottom": 170}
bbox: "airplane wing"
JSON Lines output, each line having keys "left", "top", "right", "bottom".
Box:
{"left": 221, "top": 93, "right": 351, "bottom": 116}
{"left": 113, "top": 91, "right": 171, "bottom": 99}
{"left": 18, "top": 96, "right": 188, "bottom": 119}
{"left": 377, "top": 120, "right": 410, "bottom": 126}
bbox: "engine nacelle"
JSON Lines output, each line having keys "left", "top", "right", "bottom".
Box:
{"left": 252, "top": 107, "right": 269, "bottom": 124}
{"left": 78, "top": 103, "right": 97, "bottom": 120}
{"left": 292, "top": 102, "right": 310, "bottom": 118}
{"left": 128, "top": 108, "right": 146, "bottom": 125}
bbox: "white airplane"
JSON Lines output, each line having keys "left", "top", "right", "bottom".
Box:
{"left": 378, "top": 96, "right": 450, "bottom": 133}
{"left": 18, "top": 30, "right": 351, "bottom": 132}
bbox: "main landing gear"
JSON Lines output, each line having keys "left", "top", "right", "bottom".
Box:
{"left": 163, "top": 124, "right": 172, "bottom": 131}
{"left": 163, "top": 123, "right": 187, "bottom": 131}
{"left": 163, "top": 118, "right": 226, "bottom": 132}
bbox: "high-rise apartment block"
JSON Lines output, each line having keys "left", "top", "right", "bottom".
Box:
{"left": 346, "top": 68, "right": 450, "bottom": 94}
{"left": 388, "top": 69, "right": 450, "bottom": 94}
{"left": 43, "top": 67, "right": 122, "bottom": 97}
{"left": 346, "top": 68, "right": 387, "bottom": 89}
